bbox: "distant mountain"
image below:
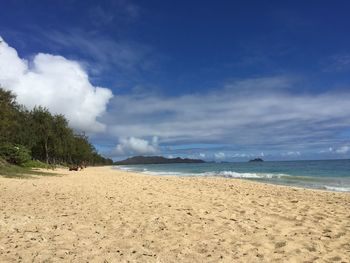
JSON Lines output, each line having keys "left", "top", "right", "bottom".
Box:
{"left": 114, "top": 156, "right": 206, "bottom": 165}
{"left": 249, "top": 158, "right": 264, "bottom": 162}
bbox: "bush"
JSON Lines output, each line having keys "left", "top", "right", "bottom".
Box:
{"left": 0, "top": 157, "right": 7, "bottom": 167}
{"left": 0, "top": 143, "right": 31, "bottom": 165}
{"left": 22, "top": 160, "right": 51, "bottom": 169}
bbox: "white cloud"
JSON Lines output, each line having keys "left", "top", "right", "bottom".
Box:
{"left": 113, "top": 136, "right": 159, "bottom": 156}
{"left": 282, "top": 151, "right": 301, "bottom": 156}
{"left": 214, "top": 152, "right": 226, "bottom": 160}
{"left": 106, "top": 76, "right": 350, "bottom": 150}
{"left": 335, "top": 146, "right": 349, "bottom": 154}
{"left": 0, "top": 37, "right": 113, "bottom": 133}
{"left": 232, "top": 153, "right": 254, "bottom": 158}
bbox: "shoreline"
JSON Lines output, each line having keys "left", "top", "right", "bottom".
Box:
{"left": 1, "top": 166, "right": 349, "bottom": 262}
{"left": 113, "top": 165, "right": 350, "bottom": 193}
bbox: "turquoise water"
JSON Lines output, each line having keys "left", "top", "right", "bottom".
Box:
{"left": 114, "top": 159, "right": 350, "bottom": 192}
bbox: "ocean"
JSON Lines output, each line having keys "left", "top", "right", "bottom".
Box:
{"left": 114, "top": 159, "right": 350, "bottom": 192}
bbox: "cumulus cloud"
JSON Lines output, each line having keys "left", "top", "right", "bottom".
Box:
{"left": 335, "top": 146, "right": 349, "bottom": 154}
{"left": 0, "top": 37, "right": 113, "bottom": 133}
{"left": 199, "top": 153, "right": 206, "bottom": 158}
{"left": 113, "top": 137, "right": 159, "bottom": 156}
{"left": 214, "top": 152, "right": 226, "bottom": 160}
{"left": 326, "top": 146, "right": 349, "bottom": 154}
{"left": 232, "top": 153, "right": 254, "bottom": 158}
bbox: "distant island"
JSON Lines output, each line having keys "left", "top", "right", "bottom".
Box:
{"left": 114, "top": 156, "right": 206, "bottom": 165}
{"left": 249, "top": 158, "right": 264, "bottom": 162}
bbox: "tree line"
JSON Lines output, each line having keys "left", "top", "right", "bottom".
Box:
{"left": 0, "top": 87, "right": 113, "bottom": 166}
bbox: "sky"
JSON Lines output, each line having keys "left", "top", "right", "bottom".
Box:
{"left": 1, "top": 0, "right": 350, "bottom": 161}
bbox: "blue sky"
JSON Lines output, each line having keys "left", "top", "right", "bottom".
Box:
{"left": 1, "top": 0, "right": 350, "bottom": 161}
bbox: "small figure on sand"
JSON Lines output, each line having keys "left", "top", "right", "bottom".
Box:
{"left": 69, "top": 166, "right": 79, "bottom": 171}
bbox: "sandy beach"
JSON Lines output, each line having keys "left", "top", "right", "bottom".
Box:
{"left": 0, "top": 166, "right": 349, "bottom": 262}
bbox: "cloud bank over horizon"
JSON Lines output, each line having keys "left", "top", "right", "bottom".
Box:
{"left": 0, "top": 36, "right": 113, "bottom": 133}
{"left": 113, "top": 136, "right": 160, "bottom": 156}
{"left": 105, "top": 76, "right": 350, "bottom": 159}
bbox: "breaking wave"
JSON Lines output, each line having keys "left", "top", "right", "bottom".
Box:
{"left": 213, "top": 171, "right": 288, "bottom": 179}
{"left": 323, "top": 186, "right": 350, "bottom": 192}
{"left": 113, "top": 165, "right": 350, "bottom": 192}
{"left": 132, "top": 169, "right": 289, "bottom": 179}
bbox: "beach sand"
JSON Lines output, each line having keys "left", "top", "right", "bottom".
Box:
{"left": 0, "top": 166, "right": 349, "bottom": 262}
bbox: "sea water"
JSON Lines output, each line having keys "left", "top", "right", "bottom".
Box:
{"left": 114, "top": 159, "right": 350, "bottom": 192}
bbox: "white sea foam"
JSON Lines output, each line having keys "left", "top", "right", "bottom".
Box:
{"left": 144, "top": 171, "right": 196, "bottom": 176}
{"left": 323, "top": 186, "right": 350, "bottom": 192}
{"left": 139, "top": 170, "right": 288, "bottom": 179}
{"left": 113, "top": 166, "right": 350, "bottom": 192}
{"left": 113, "top": 166, "right": 133, "bottom": 171}
{"left": 213, "top": 171, "right": 288, "bottom": 179}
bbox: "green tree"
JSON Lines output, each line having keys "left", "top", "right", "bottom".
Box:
{"left": 0, "top": 143, "right": 31, "bottom": 165}
{"left": 0, "top": 87, "right": 113, "bottom": 167}
{"left": 30, "top": 107, "right": 53, "bottom": 163}
{"left": 51, "top": 115, "right": 74, "bottom": 164}
{"left": 0, "top": 88, "right": 20, "bottom": 143}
